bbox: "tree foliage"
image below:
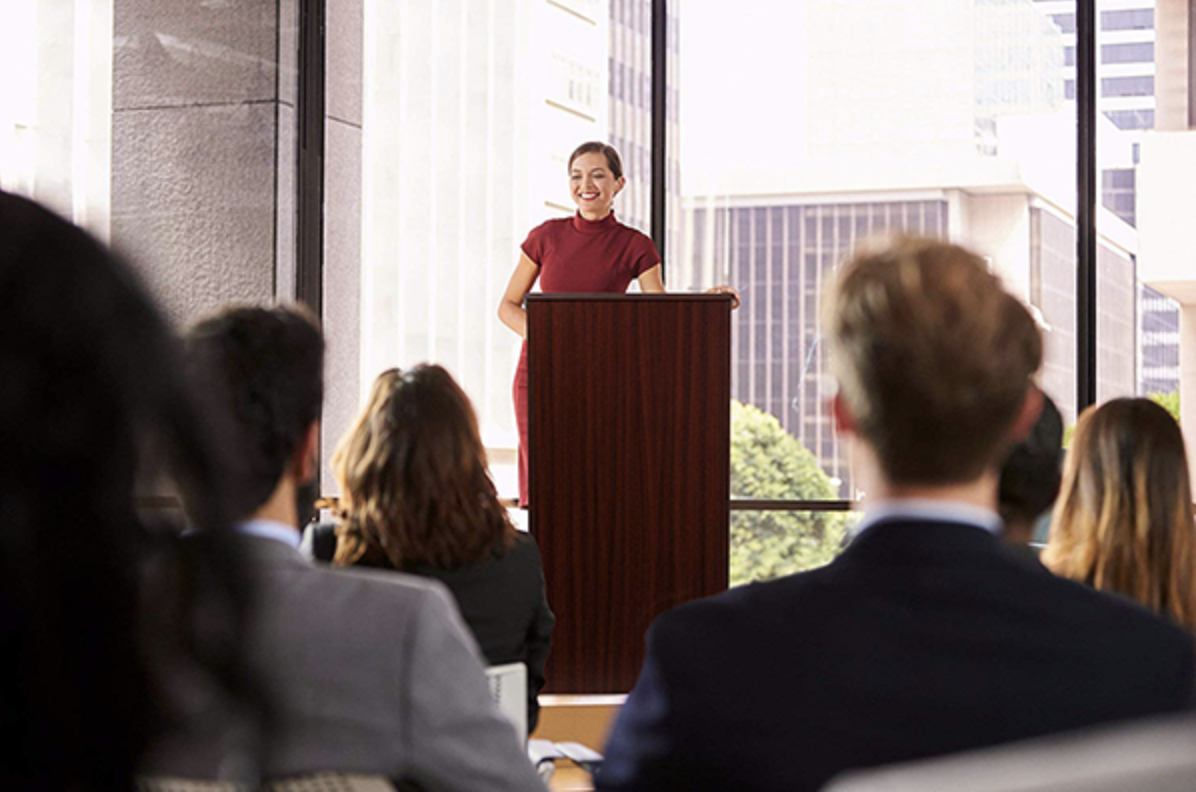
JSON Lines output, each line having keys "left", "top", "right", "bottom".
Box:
{"left": 1064, "top": 391, "right": 1180, "bottom": 447}
{"left": 730, "top": 401, "right": 849, "bottom": 587}
{"left": 1149, "top": 390, "right": 1180, "bottom": 425}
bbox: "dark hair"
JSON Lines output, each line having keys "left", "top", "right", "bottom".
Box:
{"left": 999, "top": 393, "right": 1064, "bottom": 531}
{"left": 827, "top": 237, "right": 1043, "bottom": 485}
{"left": 184, "top": 305, "right": 325, "bottom": 519}
{"left": 569, "top": 141, "right": 624, "bottom": 180}
{"left": 333, "top": 365, "right": 514, "bottom": 570}
{"left": 0, "top": 192, "right": 247, "bottom": 786}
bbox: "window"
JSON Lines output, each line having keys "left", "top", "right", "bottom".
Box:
{"left": 1101, "top": 76, "right": 1154, "bottom": 98}
{"left": 1101, "top": 9, "right": 1154, "bottom": 32}
{"left": 1104, "top": 109, "right": 1155, "bottom": 130}
{"left": 1101, "top": 42, "right": 1154, "bottom": 65}
{"left": 1051, "top": 14, "right": 1076, "bottom": 34}
{"left": 359, "top": 0, "right": 651, "bottom": 497}
{"left": 671, "top": 0, "right": 1078, "bottom": 530}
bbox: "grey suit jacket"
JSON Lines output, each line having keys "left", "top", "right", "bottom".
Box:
{"left": 146, "top": 535, "right": 545, "bottom": 791}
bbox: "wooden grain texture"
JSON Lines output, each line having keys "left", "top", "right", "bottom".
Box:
{"left": 528, "top": 295, "right": 731, "bottom": 693}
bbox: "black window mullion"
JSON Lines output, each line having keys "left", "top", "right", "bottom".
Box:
{"left": 297, "top": 0, "right": 325, "bottom": 316}
{"left": 296, "top": 0, "right": 325, "bottom": 497}
{"left": 1077, "top": 0, "right": 1098, "bottom": 412}
{"left": 650, "top": 0, "right": 667, "bottom": 279}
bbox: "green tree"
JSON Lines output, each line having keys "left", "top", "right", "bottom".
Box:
{"left": 1063, "top": 391, "right": 1179, "bottom": 447}
{"left": 1149, "top": 391, "right": 1180, "bottom": 425}
{"left": 730, "top": 400, "right": 849, "bottom": 587}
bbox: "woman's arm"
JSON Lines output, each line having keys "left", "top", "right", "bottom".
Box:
{"left": 497, "top": 253, "right": 541, "bottom": 339}
{"left": 637, "top": 264, "right": 666, "bottom": 293}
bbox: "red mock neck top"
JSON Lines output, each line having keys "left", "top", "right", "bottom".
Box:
{"left": 520, "top": 211, "right": 660, "bottom": 293}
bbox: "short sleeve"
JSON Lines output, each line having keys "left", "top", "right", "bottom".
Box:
{"left": 521, "top": 221, "right": 552, "bottom": 265}
{"left": 628, "top": 232, "right": 661, "bottom": 278}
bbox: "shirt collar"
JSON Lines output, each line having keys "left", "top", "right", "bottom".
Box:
{"left": 854, "top": 498, "right": 1003, "bottom": 538}
{"left": 571, "top": 211, "right": 618, "bottom": 234}
{"left": 235, "top": 519, "right": 302, "bottom": 548}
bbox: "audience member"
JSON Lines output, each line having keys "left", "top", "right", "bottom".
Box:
{"left": 1043, "top": 397, "right": 1196, "bottom": 632}
{"left": 326, "top": 365, "right": 554, "bottom": 731}
{"left": 148, "top": 306, "right": 545, "bottom": 790}
{"left": 597, "top": 238, "right": 1195, "bottom": 792}
{"left": 998, "top": 393, "right": 1064, "bottom": 551}
{"left": 0, "top": 192, "right": 249, "bottom": 788}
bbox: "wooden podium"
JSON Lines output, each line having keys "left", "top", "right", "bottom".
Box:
{"left": 526, "top": 294, "right": 732, "bottom": 693}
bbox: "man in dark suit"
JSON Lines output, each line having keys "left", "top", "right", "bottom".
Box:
{"left": 597, "top": 239, "right": 1195, "bottom": 792}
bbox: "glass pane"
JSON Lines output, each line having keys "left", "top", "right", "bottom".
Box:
{"left": 1, "top": 0, "right": 113, "bottom": 238}
{"left": 1097, "top": 0, "right": 1188, "bottom": 442}
{"left": 360, "top": 0, "right": 652, "bottom": 499}
{"left": 730, "top": 510, "right": 861, "bottom": 587}
{"left": 671, "top": 0, "right": 1079, "bottom": 492}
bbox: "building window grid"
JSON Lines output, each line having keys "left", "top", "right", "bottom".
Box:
{"left": 1100, "top": 9, "right": 1154, "bottom": 31}
{"left": 1100, "top": 42, "right": 1154, "bottom": 65}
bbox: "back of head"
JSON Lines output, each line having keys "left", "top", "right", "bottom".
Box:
{"left": 826, "top": 237, "right": 1043, "bottom": 485}
{"left": 1044, "top": 398, "right": 1196, "bottom": 631}
{"left": 333, "top": 364, "right": 512, "bottom": 570}
{"left": 999, "top": 394, "right": 1065, "bottom": 537}
{"left": 184, "top": 306, "right": 325, "bottom": 520}
{"left": 0, "top": 192, "right": 243, "bottom": 786}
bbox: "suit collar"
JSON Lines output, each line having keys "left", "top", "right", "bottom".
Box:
{"left": 838, "top": 518, "right": 1008, "bottom": 568}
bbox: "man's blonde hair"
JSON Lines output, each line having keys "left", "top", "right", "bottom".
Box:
{"left": 826, "top": 237, "right": 1042, "bottom": 485}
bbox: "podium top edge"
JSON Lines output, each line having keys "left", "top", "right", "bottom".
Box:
{"left": 525, "top": 293, "right": 735, "bottom": 302}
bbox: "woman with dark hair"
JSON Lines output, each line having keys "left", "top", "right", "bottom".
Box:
{"left": 332, "top": 365, "right": 554, "bottom": 730}
{"left": 498, "top": 141, "right": 737, "bottom": 506}
{"left": 1043, "top": 397, "right": 1196, "bottom": 631}
{"left": 0, "top": 192, "right": 250, "bottom": 787}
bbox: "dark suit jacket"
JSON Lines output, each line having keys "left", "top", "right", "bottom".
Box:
{"left": 597, "top": 520, "right": 1196, "bottom": 792}
{"left": 306, "top": 525, "right": 555, "bottom": 731}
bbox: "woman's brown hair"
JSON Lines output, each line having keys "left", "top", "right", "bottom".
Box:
{"left": 332, "top": 365, "right": 514, "bottom": 569}
{"left": 569, "top": 141, "right": 624, "bottom": 179}
{"left": 1043, "top": 398, "right": 1196, "bottom": 631}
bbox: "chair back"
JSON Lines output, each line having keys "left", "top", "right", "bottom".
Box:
{"left": 138, "top": 775, "right": 394, "bottom": 791}
{"left": 824, "top": 712, "right": 1196, "bottom": 792}
{"left": 486, "top": 662, "right": 528, "bottom": 743}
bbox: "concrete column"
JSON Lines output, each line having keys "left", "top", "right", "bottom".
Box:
{"left": 1156, "top": 0, "right": 1192, "bottom": 131}
{"left": 321, "top": 0, "right": 364, "bottom": 491}
{"left": 111, "top": 0, "right": 297, "bottom": 325}
{"left": 1181, "top": 305, "right": 1196, "bottom": 492}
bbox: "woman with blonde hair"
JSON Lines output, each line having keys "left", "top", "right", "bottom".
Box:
{"left": 331, "top": 364, "right": 554, "bottom": 729}
{"left": 1043, "top": 397, "right": 1196, "bottom": 631}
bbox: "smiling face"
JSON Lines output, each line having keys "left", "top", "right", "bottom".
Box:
{"left": 569, "top": 151, "right": 625, "bottom": 220}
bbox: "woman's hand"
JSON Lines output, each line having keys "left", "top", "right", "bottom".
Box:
{"left": 705, "top": 284, "right": 741, "bottom": 309}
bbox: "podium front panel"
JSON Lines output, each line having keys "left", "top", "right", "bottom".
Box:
{"left": 527, "top": 294, "right": 731, "bottom": 694}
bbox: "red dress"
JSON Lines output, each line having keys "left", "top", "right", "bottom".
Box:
{"left": 514, "top": 212, "right": 660, "bottom": 505}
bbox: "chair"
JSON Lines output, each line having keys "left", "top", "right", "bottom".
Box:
{"left": 268, "top": 775, "right": 395, "bottom": 791}
{"left": 486, "top": 662, "right": 529, "bottom": 743}
{"left": 137, "top": 775, "right": 394, "bottom": 792}
{"left": 823, "top": 711, "right": 1196, "bottom": 792}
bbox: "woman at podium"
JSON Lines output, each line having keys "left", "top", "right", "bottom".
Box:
{"left": 498, "top": 141, "right": 736, "bottom": 507}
